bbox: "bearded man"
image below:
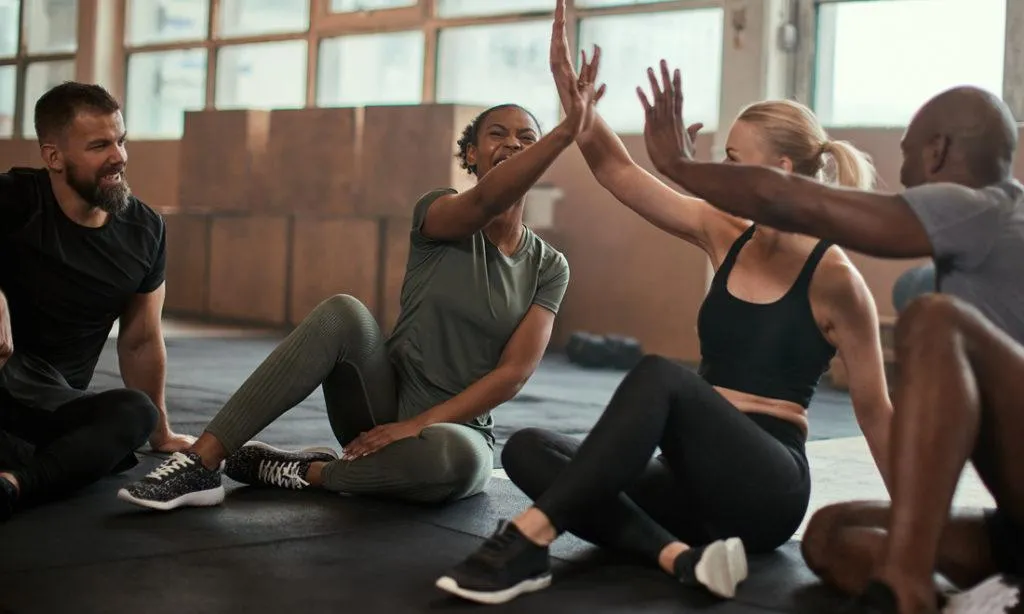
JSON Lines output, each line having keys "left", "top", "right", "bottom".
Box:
{"left": 0, "top": 81, "right": 193, "bottom": 522}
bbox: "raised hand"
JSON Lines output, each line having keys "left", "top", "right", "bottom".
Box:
{"left": 637, "top": 59, "right": 702, "bottom": 173}
{"left": 551, "top": 0, "right": 606, "bottom": 136}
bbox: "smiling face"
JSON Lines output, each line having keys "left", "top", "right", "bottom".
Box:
{"left": 463, "top": 105, "right": 541, "bottom": 178}
{"left": 54, "top": 109, "right": 131, "bottom": 215}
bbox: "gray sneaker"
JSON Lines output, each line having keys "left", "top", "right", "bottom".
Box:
{"left": 117, "top": 451, "right": 224, "bottom": 511}
{"left": 224, "top": 442, "right": 338, "bottom": 490}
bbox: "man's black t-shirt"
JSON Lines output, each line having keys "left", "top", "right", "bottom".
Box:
{"left": 0, "top": 167, "right": 166, "bottom": 392}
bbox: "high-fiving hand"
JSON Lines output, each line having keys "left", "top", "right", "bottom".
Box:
{"left": 637, "top": 59, "right": 703, "bottom": 174}
{"left": 551, "top": 0, "right": 606, "bottom": 136}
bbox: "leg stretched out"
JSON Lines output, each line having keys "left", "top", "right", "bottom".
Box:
{"left": 118, "top": 294, "right": 400, "bottom": 510}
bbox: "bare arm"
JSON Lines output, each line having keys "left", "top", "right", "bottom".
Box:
{"left": 815, "top": 259, "right": 894, "bottom": 491}
{"left": 117, "top": 284, "right": 192, "bottom": 452}
{"left": 662, "top": 159, "right": 933, "bottom": 259}
{"left": 343, "top": 304, "right": 559, "bottom": 458}
{"left": 413, "top": 304, "right": 557, "bottom": 428}
{"left": 422, "top": 44, "right": 604, "bottom": 242}
{"left": 421, "top": 125, "right": 576, "bottom": 241}
{"left": 0, "top": 290, "right": 11, "bottom": 370}
{"left": 548, "top": 0, "right": 726, "bottom": 253}
{"left": 638, "top": 61, "right": 933, "bottom": 259}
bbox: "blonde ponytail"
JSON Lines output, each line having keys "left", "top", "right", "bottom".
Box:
{"left": 822, "top": 139, "right": 878, "bottom": 190}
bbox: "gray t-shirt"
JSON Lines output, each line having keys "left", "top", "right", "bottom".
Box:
{"left": 903, "top": 179, "right": 1024, "bottom": 344}
{"left": 384, "top": 188, "right": 570, "bottom": 443}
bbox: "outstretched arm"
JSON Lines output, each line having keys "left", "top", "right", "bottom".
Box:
{"left": 638, "top": 60, "right": 933, "bottom": 259}
{"left": 421, "top": 45, "right": 604, "bottom": 242}
{"left": 548, "top": 0, "right": 731, "bottom": 254}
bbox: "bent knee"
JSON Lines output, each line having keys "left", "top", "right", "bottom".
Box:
{"left": 100, "top": 389, "right": 159, "bottom": 444}
{"left": 410, "top": 426, "right": 492, "bottom": 501}
{"left": 896, "top": 294, "right": 971, "bottom": 346}
{"left": 801, "top": 503, "right": 851, "bottom": 573}
{"left": 313, "top": 294, "right": 373, "bottom": 324}
{"left": 501, "top": 428, "right": 553, "bottom": 473}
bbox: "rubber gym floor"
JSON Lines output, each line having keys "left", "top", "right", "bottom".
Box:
{"left": 0, "top": 330, "right": 993, "bottom": 613}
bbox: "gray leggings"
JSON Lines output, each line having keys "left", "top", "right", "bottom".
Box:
{"left": 205, "top": 294, "right": 493, "bottom": 504}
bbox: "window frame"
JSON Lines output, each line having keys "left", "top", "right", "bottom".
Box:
{"left": 2, "top": 0, "right": 80, "bottom": 139}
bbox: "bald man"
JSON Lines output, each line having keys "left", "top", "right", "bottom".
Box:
{"left": 637, "top": 74, "right": 1024, "bottom": 614}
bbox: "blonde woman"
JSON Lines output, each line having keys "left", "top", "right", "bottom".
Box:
{"left": 434, "top": 1, "right": 893, "bottom": 605}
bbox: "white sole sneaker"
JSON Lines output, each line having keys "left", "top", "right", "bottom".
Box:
{"left": 435, "top": 573, "right": 552, "bottom": 605}
{"left": 116, "top": 485, "right": 226, "bottom": 511}
{"left": 694, "top": 538, "right": 748, "bottom": 599}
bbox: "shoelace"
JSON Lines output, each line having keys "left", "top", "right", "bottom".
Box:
{"left": 469, "top": 525, "right": 523, "bottom": 569}
{"left": 257, "top": 460, "right": 309, "bottom": 489}
{"left": 146, "top": 452, "right": 194, "bottom": 481}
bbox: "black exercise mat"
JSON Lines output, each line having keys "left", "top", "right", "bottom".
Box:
{"left": 90, "top": 337, "right": 862, "bottom": 461}
{"left": 0, "top": 521, "right": 787, "bottom": 614}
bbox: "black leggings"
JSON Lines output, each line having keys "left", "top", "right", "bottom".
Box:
{"left": 0, "top": 388, "right": 157, "bottom": 505}
{"left": 503, "top": 355, "right": 810, "bottom": 560}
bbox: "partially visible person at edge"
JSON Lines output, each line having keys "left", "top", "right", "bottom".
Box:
{"left": 638, "top": 57, "right": 1024, "bottom": 614}
{"left": 0, "top": 81, "right": 193, "bottom": 523}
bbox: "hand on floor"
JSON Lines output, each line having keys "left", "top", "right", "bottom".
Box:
{"left": 149, "top": 430, "right": 197, "bottom": 454}
{"left": 343, "top": 420, "right": 423, "bottom": 460}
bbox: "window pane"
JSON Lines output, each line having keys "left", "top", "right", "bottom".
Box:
{"left": 127, "top": 49, "right": 207, "bottom": 138}
{"left": 814, "top": 0, "right": 1006, "bottom": 127}
{"left": 218, "top": 0, "right": 309, "bottom": 38}
{"left": 23, "top": 60, "right": 76, "bottom": 137}
{"left": 24, "top": 0, "right": 77, "bottom": 55}
{"left": 437, "top": 21, "right": 558, "bottom": 131}
{"left": 216, "top": 41, "right": 307, "bottom": 110}
{"left": 577, "top": 0, "right": 678, "bottom": 6}
{"left": 318, "top": 31, "right": 423, "bottom": 107}
{"left": 0, "top": 65, "right": 14, "bottom": 137}
{"left": 579, "top": 9, "right": 723, "bottom": 133}
{"left": 436, "top": 0, "right": 550, "bottom": 18}
{"left": 0, "top": 0, "right": 19, "bottom": 59}
{"left": 330, "top": 0, "right": 415, "bottom": 11}
{"left": 127, "top": 0, "right": 208, "bottom": 46}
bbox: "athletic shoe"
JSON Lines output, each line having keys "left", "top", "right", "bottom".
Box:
{"left": 674, "top": 537, "right": 749, "bottom": 599}
{"left": 0, "top": 474, "right": 18, "bottom": 522}
{"left": 117, "top": 451, "right": 224, "bottom": 511}
{"left": 436, "top": 520, "right": 553, "bottom": 604}
{"left": 943, "top": 574, "right": 1020, "bottom": 613}
{"left": 223, "top": 442, "right": 338, "bottom": 490}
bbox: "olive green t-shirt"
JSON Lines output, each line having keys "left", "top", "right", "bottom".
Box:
{"left": 384, "top": 188, "right": 570, "bottom": 443}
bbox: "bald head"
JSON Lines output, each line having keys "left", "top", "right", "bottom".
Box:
{"left": 900, "top": 86, "right": 1018, "bottom": 188}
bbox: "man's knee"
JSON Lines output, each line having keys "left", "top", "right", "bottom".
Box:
{"left": 801, "top": 503, "right": 848, "bottom": 575}
{"left": 411, "top": 426, "right": 492, "bottom": 503}
{"left": 895, "top": 294, "right": 971, "bottom": 349}
{"left": 99, "top": 389, "right": 159, "bottom": 446}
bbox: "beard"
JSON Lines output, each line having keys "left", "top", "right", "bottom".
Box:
{"left": 66, "top": 160, "right": 132, "bottom": 216}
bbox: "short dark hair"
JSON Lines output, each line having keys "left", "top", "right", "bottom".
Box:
{"left": 34, "top": 81, "right": 121, "bottom": 143}
{"left": 455, "top": 104, "right": 542, "bottom": 175}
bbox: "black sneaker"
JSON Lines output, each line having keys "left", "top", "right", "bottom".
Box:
{"left": 674, "top": 537, "right": 748, "bottom": 599}
{"left": 223, "top": 442, "right": 338, "bottom": 490}
{"left": 435, "top": 520, "right": 552, "bottom": 605}
{"left": 0, "top": 474, "right": 18, "bottom": 522}
{"left": 117, "top": 451, "right": 224, "bottom": 511}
